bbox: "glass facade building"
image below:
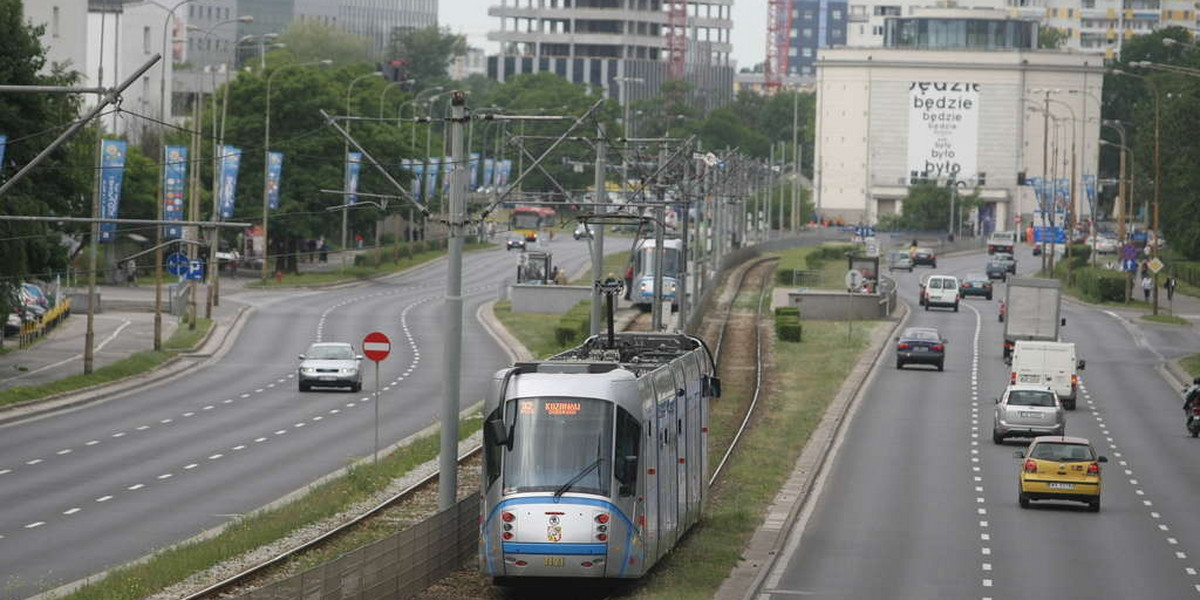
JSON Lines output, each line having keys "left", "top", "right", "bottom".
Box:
{"left": 883, "top": 17, "right": 1037, "bottom": 50}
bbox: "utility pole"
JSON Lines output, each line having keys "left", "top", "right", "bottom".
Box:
{"left": 651, "top": 142, "right": 667, "bottom": 331}
{"left": 84, "top": 139, "right": 101, "bottom": 375}
{"left": 188, "top": 85, "right": 203, "bottom": 330}
{"left": 792, "top": 91, "right": 801, "bottom": 232}
{"left": 590, "top": 128, "right": 607, "bottom": 336}
{"left": 1040, "top": 91, "right": 1050, "bottom": 273}
{"left": 1152, "top": 89, "right": 1161, "bottom": 315}
{"left": 438, "top": 91, "right": 467, "bottom": 510}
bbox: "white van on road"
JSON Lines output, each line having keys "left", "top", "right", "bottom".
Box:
{"left": 922, "top": 274, "right": 960, "bottom": 312}
{"left": 1009, "top": 340, "right": 1086, "bottom": 410}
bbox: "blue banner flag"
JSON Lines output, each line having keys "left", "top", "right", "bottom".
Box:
{"left": 442, "top": 156, "right": 453, "bottom": 194}
{"left": 1083, "top": 174, "right": 1096, "bottom": 206}
{"left": 412, "top": 162, "right": 426, "bottom": 203}
{"left": 483, "top": 158, "right": 495, "bottom": 188}
{"left": 266, "top": 151, "right": 283, "bottom": 210}
{"left": 498, "top": 159, "right": 513, "bottom": 187}
{"left": 163, "top": 145, "right": 187, "bottom": 239}
{"left": 218, "top": 145, "right": 242, "bottom": 218}
{"left": 0, "top": 134, "right": 7, "bottom": 174}
{"left": 345, "top": 151, "right": 362, "bottom": 204}
{"left": 469, "top": 153, "right": 480, "bottom": 190}
{"left": 98, "top": 139, "right": 127, "bottom": 243}
{"left": 426, "top": 158, "right": 439, "bottom": 201}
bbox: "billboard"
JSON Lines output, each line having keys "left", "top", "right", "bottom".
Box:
{"left": 907, "top": 81, "right": 980, "bottom": 184}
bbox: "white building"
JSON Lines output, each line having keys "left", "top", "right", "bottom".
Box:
{"left": 815, "top": 9, "right": 1104, "bottom": 232}
{"left": 23, "top": 0, "right": 89, "bottom": 75}
{"left": 86, "top": 1, "right": 173, "bottom": 142}
{"left": 450, "top": 47, "right": 488, "bottom": 80}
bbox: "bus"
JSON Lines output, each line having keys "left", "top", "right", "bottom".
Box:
{"left": 510, "top": 206, "right": 556, "bottom": 242}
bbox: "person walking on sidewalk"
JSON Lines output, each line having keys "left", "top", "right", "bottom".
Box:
{"left": 1165, "top": 275, "right": 1177, "bottom": 302}
{"left": 1141, "top": 274, "right": 1153, "bottom": 302}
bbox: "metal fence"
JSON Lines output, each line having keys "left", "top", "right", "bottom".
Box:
{"left": 232, "top": 495, "right": 479, "bottom": 600}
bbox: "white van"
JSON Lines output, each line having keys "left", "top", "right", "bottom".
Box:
{"left": 988, "top": 231, "right": 1017, "bottom": 255}
{"left": 923, "top": 275, "right": 960, "bottom": 312}
{"left": 1009, "top": 340, "right": 1086, "bottom": 410}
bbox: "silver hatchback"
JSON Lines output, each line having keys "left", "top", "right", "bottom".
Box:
{"left": 992, "top": 384, "right": 1064, "bottom": 444}
{"left": 298, "top": 342, "right": 363, "bottom": 392}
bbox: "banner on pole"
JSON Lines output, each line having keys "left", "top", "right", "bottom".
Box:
{"left": 218, "top": 145, "right": 242, "bottom": 218}
{"left": 412, "top": 162, "right": 426, "bottom": 203}
{"left": 0, "top": 134, "right": 7, "bottom": 174}
{"left": 266, "top": 151, "right": 283, "bottom": 210}
{"left": 426, "top": 158, "right": 439, "bottom": 201}
{"left": 163, "top": 145, "right": 187, "bottom": 239}
{"left": 483, "top": 158, "right": 495, "bottom": 188}
{"left": 442, "top": 156, "right": 453, "bottom": 194}
{"left": 469, "top": 153, "right": 479, "bottom": 191}
{"left": 99, "top": 139, "right": 128, "bottom": 243}
{"left": 345, "top": 151, "right": 362, "bottom": 205}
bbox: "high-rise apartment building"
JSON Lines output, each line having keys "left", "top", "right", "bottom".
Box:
{"left": 238, "top": 0, "right": 438, "bottom": 61}
{"left": 787, "top": 0, "right": 849, "bottom": 77}
{"left": 486, "top": 0, "right": 735, "bottom": 111}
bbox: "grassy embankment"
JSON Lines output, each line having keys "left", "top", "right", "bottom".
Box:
{"left": 248, "top": 242, "right": 492, "bottom": 288}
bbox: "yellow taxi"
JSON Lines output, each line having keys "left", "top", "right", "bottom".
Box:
{"left": 1014, "top": 436, "right": 1107, "bottom": 512}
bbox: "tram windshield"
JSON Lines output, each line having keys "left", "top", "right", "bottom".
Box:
{"left": 636, "top": 247, "right": 682, "bottom": 277}
{"left": 503, "top": 397, "right": 613, "bottom": 496}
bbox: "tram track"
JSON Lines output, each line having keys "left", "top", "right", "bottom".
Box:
{"left": 180, "top": 257, "right": 778, "bottom": 600}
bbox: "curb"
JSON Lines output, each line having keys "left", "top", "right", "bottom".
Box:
{"left": 0, "top": 305, "right": 252, "bottom": 427}
{"left": 714, "top": 301, "right": 911, "bottom": 600}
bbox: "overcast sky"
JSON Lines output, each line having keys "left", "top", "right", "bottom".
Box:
{"left": 441, "top": 0, "right": 767, "bottom": 71}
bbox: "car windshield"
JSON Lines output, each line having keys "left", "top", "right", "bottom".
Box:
{"left": 1008, "top": 390, "right": 1056, "bottom": 407}
{"left": 306, "top": 345, "right": 355, "bottom": 360}
{"left": 966, "top": 274, "right": 986, "bottom": 282}
{"left": 503, "top": 397, "right": 614, "bottom": 496}
{"left": 1031, "top": 442, "right": 1094, "bottom": 462}
{"left": 902, "top": 329, "right": 939, "bottom": 342}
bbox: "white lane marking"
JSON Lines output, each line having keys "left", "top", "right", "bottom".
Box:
{"left": 330, "top": 409, "right": 340, "bottom": 414}
{"left": 240, "top": 393, "right": 250, "bottom": 398}
{"left": 56, "top": 449, "right": 72, "bottom": 455}
{"left": 1187, "top": 567, "right": 1196, "bottom": 575}
{"left": 112, "top": 432, "right": 125, "bottom": 438}
{"left": 128, "top": 483, "right": 145, "bottom": 490}
{"left": 208, "top": 454, "right": 223, "bottom": 460}
{"left": 313, "top": 416, "right": 323, "bottom": 421}
{"left": 294, "top": 422, "right": 305, "bottom": 428}
{"left": 183, "top": 412, "right": 195, "bottom": 417}
{"left": 136, "top": 425, "right": 150, "bottom": 431}
{"left": 63, "top": 508, "right": 81, "bottom": 515}
{"left": 223, "top": 399, "right": 233, "bottom": 404}
{"left": 96, "top": 495, "right": 112, "bottom": 503}
{"left": 26, "top": 459, "right": 42, "bottom": 465}
{"left": 982, "top": 547, "right": 991, "bottom": 555}
{"left": 274, "top": 430, "right": 287, "bottom": 435}
{"left": 184, "top": 463, "right": 198, "bottom": 469}
{"left": 25, "top": 521, "right": 45, "bottom": 529}
{"left": 254, "top": 437, "right": 267, "bottom": 443}
{"left": 161, "top": 419, "right": 173, "bottom": 424}
{"left": 255, "top": 388, "right": 264, "bottom": 393}
{"left": 0, "top": 469, "right": 11, "bottom": 475}
{"left": 157, "top": 473, "right": 173, "bottom": 480}
{"left": 85, "top": 440, "right": 99, "bottom": 446}
{"left": 232, "top": 445, "right": 246, "bottom": 451}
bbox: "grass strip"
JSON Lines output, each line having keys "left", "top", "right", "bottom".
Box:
{"left": 1182, "top": 353, "right": 1200, "bottom": 379}
{"left": 0, "top": 318, "right": 213, "bottom": 410}
{"left": 492, "top": 300, "right": 576, "bottom": 359}
{"left": 1142, "top": 314, "right": 1190, "bottom": 326}
{"left": 772, "top": 244, "right": 854, "bottom": 291}
{"left": 570, "top": 250, "right": 632, "bottom": 285}
{"left": 247, "top": 243, "right": 492, "bottom": 288}
{"left": 59, "top": 415, "right": 483, "bottom": 600}
{"left": 628, "top": 319, "right": 880, "bottom": 599}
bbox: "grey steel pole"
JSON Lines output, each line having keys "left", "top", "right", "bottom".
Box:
{"left": 438, "top": 91, "right": 468, "bottom": 510}
{"left": 374, "top": 361, "right": 380, "bottom": 464}
{"left": 188, "top": 82, "right": 202, "bottom": 331}
{"left": 590, "top": 130, "right": 607, "bottom": 336}
{"left": 652, "top": 204, "right": 666, "bottom": 331}
{"left": 84, "top": 138, "right": 101, "bottom": 375}
{"left": 792, "top": 92, "right": 801, "bottom": 232}
{"left": 679, "top": 198, "right": 690, "bottom": 331}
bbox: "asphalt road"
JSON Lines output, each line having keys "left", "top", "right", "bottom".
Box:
{"left": 0, "top": 239, "right": 601, "bottom": 598}
{"left": 763, "top": 245, "right": 1200, "bottom": 599}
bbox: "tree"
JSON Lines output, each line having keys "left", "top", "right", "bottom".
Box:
{"left": 388, "top": 26, "right": 467, "bottom": 89}
{"left": 266, "top": 21, "right": 373, "bottom": 68}
{"left": 1038, "top": 27, "right": 1070, "bottom": 50}
{"left": 0, "top": 0, "right": 91, "bottom": 326}
{"left": 881, "top": 183, "right": 981, "bottom": 232}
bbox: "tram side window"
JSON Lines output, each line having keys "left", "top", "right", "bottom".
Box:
{"left": 484, "top": 407, "right": 503, "bottom": 486}
{"left": 615, "top": 408, "right": 641, "bottom": 496}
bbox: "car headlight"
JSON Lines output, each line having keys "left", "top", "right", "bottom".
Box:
{"left": 301, "top": 367, "right": 316, "bottom": 374}
{"left": 341, "top": 368, "right": 357, "bottom": 375}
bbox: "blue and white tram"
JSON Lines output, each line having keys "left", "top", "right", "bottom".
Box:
{"left": 480, "top": 332, "right": 720, "bottom": 582}
{"left": 632, "top": 237, "right": 685, "bottom": 311}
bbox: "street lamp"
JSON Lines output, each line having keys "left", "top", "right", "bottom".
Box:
{"left": 1111, "top": 68, "right": 1163, "bottom": 314}
{"left": 341, "top": 71, "right": 384, "bottom": 266}
{"left": 378, "top": 79, "right": 413, "bottom": 119}
{"left": 262, "top": 59, "right": 333, "bottom": 281}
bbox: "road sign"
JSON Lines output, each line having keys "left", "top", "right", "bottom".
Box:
{"left": 844, "top": 269, "right": 864, "bottom": 291}
{"left": 866, "top": 240, "right": 879, "bottom": 258}
{"left": 186, "top": 259, "right": 205, "bottom": 281}
{"left": 362, "top": 331, "right": 391, "bottom": 362}
{"left": 1148, "top": 257, "right": 1164, "bottom": 274}
{"left": 1123, "top": 244, "right": 1139, "bottom": 261}
{"left": 1123, "top": 258, "right": 1138, "bottom": 273}
{"left": 166, "top": 253, "right": 188, "bottom": 276}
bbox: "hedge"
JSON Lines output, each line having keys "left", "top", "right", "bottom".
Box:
{"left": 1073, "top": 266, "right": 1127, "bottom": 303}
{"left": 774, "top": 307, "right": 802, "bottom": 342}
{"left": 554, "top": 301, "right": 593, "bottom": 347}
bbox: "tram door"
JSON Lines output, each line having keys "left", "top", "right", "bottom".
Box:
{"left": 672, "top": 362, "right": 689, "bottom": 530}
{"left": 639, "top": 379, "right": 658, "bottom": 564}
{"left": 655, "top": 369, "right": 677, "bottom": 554}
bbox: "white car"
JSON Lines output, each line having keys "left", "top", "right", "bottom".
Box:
{"left": 573, "top": 223, "right": 593, "bottom": 240}
{"left": 1090, "top": 235, "right": 1118, "bottom": 254}
{"left": 922, "top": 274, "right": 960, "bottom": 312}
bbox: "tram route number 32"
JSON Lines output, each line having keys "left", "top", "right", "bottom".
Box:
{"left": 544, "top": 557, "right": 565, "bottom": 567}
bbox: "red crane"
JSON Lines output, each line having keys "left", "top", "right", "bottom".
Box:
{"left": 667, "top": 0, "right": 688, "bottom": 80}
{"left": 764, "top": 0, "right": 792, "bottom": 91}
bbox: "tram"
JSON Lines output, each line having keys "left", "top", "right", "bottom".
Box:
{"left": 480, "top": 332, "right": 719, "bottom": 582}
{"left": 510, "top": 206, "right": 556, "bottom": 242}
{"left": 631, "top": 237, "right": 685, "bottom": 311}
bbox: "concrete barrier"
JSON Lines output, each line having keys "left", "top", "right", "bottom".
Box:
{"left": 509, "top": 284, "right": 592, "bottom": 314}
{"left": 786, "top": 289, "right": 891, "bottom": 320}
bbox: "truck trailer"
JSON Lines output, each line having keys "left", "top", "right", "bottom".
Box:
{"left": 1002, "top": 278, "right": 1065, "bottom": 362}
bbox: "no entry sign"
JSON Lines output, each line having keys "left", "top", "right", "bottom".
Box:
{"left": 362, "top": 331, "right": 391, "bottom": 362}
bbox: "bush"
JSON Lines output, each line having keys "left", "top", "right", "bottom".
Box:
{"left": 1074, "top": 266, "right": 1127, "bottom": 302}
{"left": 775, "top": 306, "right": 800, "bottom": 318}
{"left": 776, "top": 322, "right": 802, "bottom": 342}
{"left": 554, "top": 324, "right": 579, "bottom": 347}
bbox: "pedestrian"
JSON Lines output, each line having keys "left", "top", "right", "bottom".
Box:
{"left": 1141, "top": 274, "right": 1153, "bottom": 302}
{"left": 1165, "top": 275, "right": 1177, "bottom": 302}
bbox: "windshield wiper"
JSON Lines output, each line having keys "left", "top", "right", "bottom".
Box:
{"left": 554, "top": 457, "right": 604, "bottom": 498}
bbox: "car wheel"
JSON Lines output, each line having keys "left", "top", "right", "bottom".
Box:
{"left": 352, "top": 382, "right": 362, "bottom": 393}
{"left": 987, "top": 293, "right": 993, "bottom": 301}
{"left": 1088, "top": 498, "right": 1101, "bottom": 512}
{"left": 992, "top": 429, "right": 1004, "bottom": 444}
{"left": 953, "top": 302, "right": 959, "bottom": 312}
{"left": 937, "top": 361, "right": 944, "bottom": 372}
{"left": 299, "top": 382, "right": 310, "bottom": 392}
{"left": 896, "top": 359, "right": 904, "bottom": 369}
{"left": 924, "top": 303, "right": 929, "bottom": 311}
{"left": 932, "top": 262, "right": 937, "bottom": 268}
{"left": 998, "top": 313, "right": 1005, "bottom": 323}
{"left": 1019, "top": 491, "right": 1030, "bottom": 509}
{"left": 1065, "top": 399, "right": 1076, "bottom": 410}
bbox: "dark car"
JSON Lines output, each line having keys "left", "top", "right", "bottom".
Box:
{"left": 895, "top": 327, "right": 946, "bottom": 371}
{"left": 960, "top": 273, "right": 994, "bottom": 300}
{"left": 994, "top": 252, "right": 1017, "bottom": 274}
{"left": 986, "top": 259, "right": 1008, "bottom": 281}
{"left": 505, "top": 234, "right": 527, "bottom": 252}
{"left": 912, "top": 248, "right": 937, "bottom": 268}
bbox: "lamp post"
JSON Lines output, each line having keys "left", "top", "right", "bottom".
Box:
{"left": 1045, "top": 96, "right": 1077, "bottom": 283}
{"left": 1112, "top": 68, "right": 1162, "bottom": 314}
{"left": 342, "top": 71, "right": 384, "bottom": 268}
{"left": 1100, "top": 137, "right": 1132, "bottom": 302}
{"left": 614, "top": 75, "right": 644, "bottom": 195}
{"left": 262, "top": 59, "right": 332, "bottom": 281}
{"left": 1031, "top": 88, "right": 1058, "bottom": 272}
{"left": 378, "top": 79, "right": 413, "bottom": 120}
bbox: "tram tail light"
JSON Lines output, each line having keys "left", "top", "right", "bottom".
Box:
{"left": 502, "top": 531, "right": 513, "bottom": 540}
{"left": 595, "top": 513, "right": 610, "bottom": 524}
{"left": 596, "top": 533, "right": 608, "bottom": 541}
{"left": 501, "top": 511, "right": 515, "bottom": 523}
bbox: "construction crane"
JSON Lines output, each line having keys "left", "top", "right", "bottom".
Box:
{"left": 667, "top": 0, "right": 688, "bottom": 80}
{"left": 764, "top": 0, "right": 791, "bottom": 91}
